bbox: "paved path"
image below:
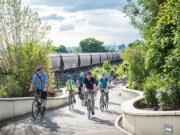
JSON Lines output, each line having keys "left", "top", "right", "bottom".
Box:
{"left": 0, "top": 86, "right": 128, "bottom": 135}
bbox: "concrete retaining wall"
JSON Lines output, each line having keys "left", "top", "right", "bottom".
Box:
{"left": 120, "top": 86, "right": 180, "bottom": 135}
{"left": 0, "top": 94, "right": 68, "bottom": 121}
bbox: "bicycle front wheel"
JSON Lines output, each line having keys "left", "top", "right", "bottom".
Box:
{"left": 87, "top": 99, "right": 91, "bottom": 119}
{"left": 100, "top": 96, "right": 104, "bottom": 112}
{"left": 32, "top": 100, "right": 40, "bottom": 120}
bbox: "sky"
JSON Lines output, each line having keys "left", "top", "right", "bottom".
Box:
{"left": 22, "top": 0, "right": 141, "bottom": 47}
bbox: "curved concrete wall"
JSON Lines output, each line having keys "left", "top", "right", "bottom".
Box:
{"left": 0, "top": 95, "right": 68, "bottom": 121}
{"left": 120, "top": 86, "right": 180, "bottom": 135}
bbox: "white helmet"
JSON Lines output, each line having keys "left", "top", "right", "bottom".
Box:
{"left": 80, "top": 72, "right": 84, "bottom": 77}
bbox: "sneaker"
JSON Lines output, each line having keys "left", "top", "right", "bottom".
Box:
{"left": 92, "top": 111, "right": 95, "bottom": 115}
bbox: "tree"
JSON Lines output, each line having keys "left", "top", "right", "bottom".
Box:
{"left": 55, "top": 45, "right": 67, "bottom": 53}
{"left": 103, "top": 60, "right": 111, "bottom": 72}
{"left": 79, "top": 38, "right": 108, "bottom": 52}
{"left": 122, "top": 41, "right": 146, "bottom": 90}
{"left": 0, "top": 0, "right": 54, "bottom": 97}
{"left": 123, "top": 0, "right": 165, "bottom": 39}
{"left": 123, "top": 0, "right": 180, "bottom": 110}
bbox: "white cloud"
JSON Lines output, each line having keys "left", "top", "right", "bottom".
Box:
{"left": 21, "top": 0, "right": 141, "bottom": 47}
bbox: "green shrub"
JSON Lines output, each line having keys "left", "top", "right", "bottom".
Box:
{"left": 156, "top": 81, "right": 180, "bottom": 110}
{"left": 144, "top": 77, "right": 159, "bottom": 107}
{"left": 0, "top": 76, "right": 23, "bottom": 97}
{"left": 103, "top": 60, "right": 111, "bottom": 72}
{"left": 122, "top": 41, "right": 146, "bottom": 89}
{"left": 156, "top": 88, "right": 173, "bottom": 110}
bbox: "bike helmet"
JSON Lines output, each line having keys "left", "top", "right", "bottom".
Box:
{"left": 87, "top": 71, "right": 92, "bottom": 75}
{"left": 80, "top": 72, "right": 84, "bottom": 77}
{"left": 102, "top": 72, "right": 107, "bottom": 76}
{"left": 37, "top": 65, "right": 43, "bottom": 72}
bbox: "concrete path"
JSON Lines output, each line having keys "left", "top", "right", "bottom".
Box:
{"left": 0, "top": 86, "right": 128, "bottom": 135}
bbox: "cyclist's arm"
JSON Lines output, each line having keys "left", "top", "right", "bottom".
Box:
{"left": 83, "top": 84, "right": 86, "bottom": 92}
{"left": 44, "top": 75, "right": 48, "bottom": 91}
{"left": 29, "top": 75, "right": 36, "bottom": 92}
{"left": 93, "top": 84, "right": 97, "bottom": 92}
{"left": 76, "top": 80, "right": 80, "bottom": 87}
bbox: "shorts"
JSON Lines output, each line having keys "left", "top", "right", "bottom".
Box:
{"left": 36, "top": 89, "right": 47, "bottom": 99}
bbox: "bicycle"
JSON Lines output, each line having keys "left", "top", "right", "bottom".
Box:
{"left": 100, "top": 89, "right": 109, "bottom": 112}
{"left": 86, "top": 90, "right": 95, "bottom": 119}
{"left": 32, "top": 92, "right": 44, "bottom": 120}
{"left": 78, "top": 87, "right": 85, "bottom": 106}
{"left": 68, "top": 91, "right": 75, "bottom": 110}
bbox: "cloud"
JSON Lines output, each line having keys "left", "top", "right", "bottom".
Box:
{"left": 41, "top": 13, "right": 65, "bottom": 21}
{"left": 22, "top": 0, "right": 141, "bottom": 46}
{"left": 31, "top": 0, "right": 127, "bottom": 12}
{"left": 59, "top": 24, "right": 74, "bottom": 31}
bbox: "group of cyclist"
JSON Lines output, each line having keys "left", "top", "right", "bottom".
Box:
{"left": 29, "top": 65, "right": 118, "bottom": 116}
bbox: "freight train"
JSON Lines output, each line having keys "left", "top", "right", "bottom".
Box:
{"left": 50, "top": 53, "right": 121, "bottom": 72}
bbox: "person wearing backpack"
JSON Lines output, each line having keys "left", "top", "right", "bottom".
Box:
{"left": 29, "top": 65, "right": 48, "bottom": 115}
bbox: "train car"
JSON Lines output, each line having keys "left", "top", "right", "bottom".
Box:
{"left": 107, "top": 53, "right": 113, "bottom": 62}
{"left": 100, "top": 53, "right": 108, "bottom": 63}
{"left": 50, "top": 54, "right": 61, "bottom": 71}
{"left": 61, "top": 54, "right": 79, "bottom": 70}
{"left": 91, "top": 53, "right": 100, "bottom": 65}
{"left": 112, "top": 53, "right": 120, "bottom": 61}
{"left": 79, "top": 53, "right": 91, "bottom": 67}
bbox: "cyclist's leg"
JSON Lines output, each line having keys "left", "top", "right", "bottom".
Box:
{"left": 106, "top": 91, "right": 109, "bottom": 102}
{"left": 73, "top": 91, "right": 76, "bottom": 103}
{"left": 91, "top": 92, "right": 95, "bottom": 112}
{"left": 84, "top": 91, "right": 88, "bottom": 105}
{"left": 41, "top": 91, "right": 47, "bottom": 112}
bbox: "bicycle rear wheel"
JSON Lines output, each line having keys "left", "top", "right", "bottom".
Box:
{"left": 100, "top": 96, "right": 104, "bottom": 112}
{"left": 32, "top": 100, "right": 40, "bottom": 120}
{"left": 69, "top": 96, "right": 74, "bottom": 110}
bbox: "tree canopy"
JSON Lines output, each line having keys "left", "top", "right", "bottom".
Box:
{"left": 54, "top": 45, "right": 67, "bottom": 53}
{"left": 123, "top": 0, "right": 180, "bottom": 110}
{"left": 79, "top": 38, "right": 108, "bottom": 52}
{"left": 0, "top": 0, "right": 54, "bottom": 97}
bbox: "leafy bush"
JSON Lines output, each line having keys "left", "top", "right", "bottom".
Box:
{"left": 103, "top": 60, "right": 111, "bottom": 72}
{"left": 122, "top": 41, "right": 146, "bottom": 89}
{"left": 0, "top": 76, "right": 22, "bottom": 97}
{"left": 144, "top": 76, "right": 159, "bottom": 107}
{"left": 156, "top": 88, "right": 173, "bottom": 110}
{"left": 156, "top": 80, "right": 180, "bottom": 110}
{"left": 116, "top": 64, "right": 127, "bottom": 80}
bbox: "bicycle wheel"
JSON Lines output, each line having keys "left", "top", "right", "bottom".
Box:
{"left": 71, "top": 97, "right": 74, "bottom": 109}
{"left": 32, "top": 100, "right": 40, "bottom": 120}
{"left": 100, "top": 96, "right": 104, "bottom": 112}
{"left": 87, "top": 99, "right": 91, "bottom": 119}
{"left": 69, "top": 96, "right": 72, "bottom": 110}
{"left": 105, "top": 96, "right": 109, "bottom": 111}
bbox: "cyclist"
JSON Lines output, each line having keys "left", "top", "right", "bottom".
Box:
{"left": 83, "top": 71, "right": 97, "bottom": 115}
{"left": 66, "top": 74, "right": 76, "bottom": 103}
{"left": 99, "top": 72, "right": 109, "bottom": 102}
{"left": 76, "top": 72, "right": 85, "bottom": 101}
{"left": 29, "top": 66, "right": 48, "bottom": 115}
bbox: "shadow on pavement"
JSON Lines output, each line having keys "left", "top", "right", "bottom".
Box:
{"left": 91, "top": 117, "right": 114, "bottom": 126}
{"left": 48, "top": 109, "right": 75, "bottom": 118}
{"left": 72, "top": 109, "right": 85, "bottom": 115}
{"left": 105, "top": 110, "right": 121, "bottom": 115}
